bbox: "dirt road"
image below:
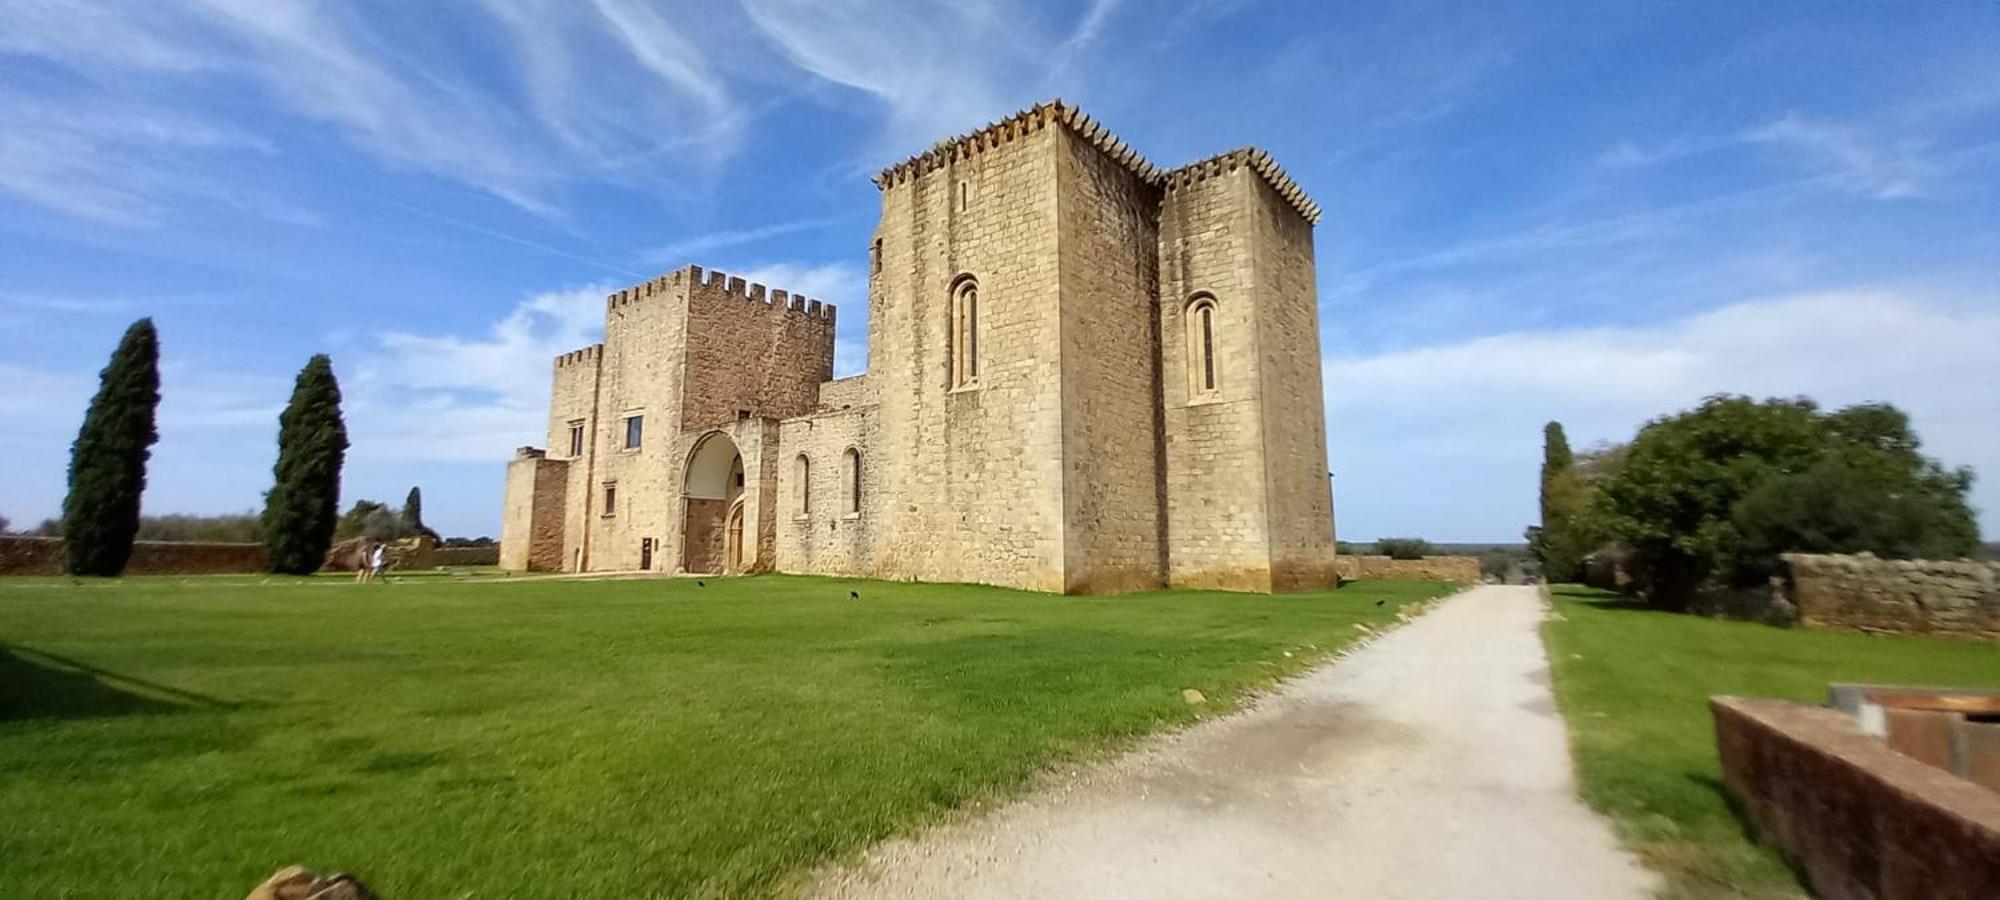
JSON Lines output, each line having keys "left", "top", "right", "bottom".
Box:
{"left": 807, "top": 585, "right": 1657, "bottom": 899}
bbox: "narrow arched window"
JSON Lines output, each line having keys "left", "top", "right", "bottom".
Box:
{"left": 843, "top": 448, "right": 862, "bottom": 514}
{"left": 794, "top": 454, "right": 811, "bottom": 514}
{"left": 1187, "top": 295, "right": 1219, "bottom": 395}
{"left": 951, "top": 276, "right": 980, "bottom": 388}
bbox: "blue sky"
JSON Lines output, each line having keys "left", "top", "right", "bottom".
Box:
{"left": 2, "top": 1, "right": 1997, "bottom": 542}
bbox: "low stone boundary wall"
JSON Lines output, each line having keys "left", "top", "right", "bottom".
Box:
{"left": 425, "top": 546, "right": 500, "bottom": 567}
{"left": 1334, "top": 555, "right": 1480, "bottom": 584}
{"left": 1711, "top": 696, "right": 2000, "bottom": 900}
{"left": 1784, "top": 553, "right": 1999, "bottom": 638}
{"left": 0, "top": 536, "right": 266, "bottom": 575}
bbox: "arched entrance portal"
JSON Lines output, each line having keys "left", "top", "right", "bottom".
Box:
{"left": 682, "top": 432, "right": 744, "bottom": 573}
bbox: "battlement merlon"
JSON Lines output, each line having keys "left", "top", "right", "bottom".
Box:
{"left": 1164, "top": 148, "right": 1321, "bottom": 225}
{"left": 871, "top": 99, "right": 1320, "bottom": 226}
{"left": 603, "top": 264, "right": 837, "bottom": 323}
{"left": 873, "top": 99, "right": 1161, "bottom": 190}
{"left": 553, "top": 343, "right": 604, "bottom": 369}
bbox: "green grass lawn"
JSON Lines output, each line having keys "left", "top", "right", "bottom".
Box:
{"left": 1543, "top": 584, "right": 2000, "bottom": 899}
{"left": 0, "top": 574, "right": 1449, "bottom": 898}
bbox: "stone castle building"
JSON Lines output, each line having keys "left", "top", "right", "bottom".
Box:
{"left": 500, "top": 100, "right": 1337, "bottom": 593}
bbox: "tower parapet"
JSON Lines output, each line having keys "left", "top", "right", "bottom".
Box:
{"left": 874, "top": 99, "right": 1160, "bottom": 190}
{"left": 606, "top": 265, "right": 835, "bottom": 323}
{"left": 554, "top": 344, "right": 604, "bottom": 368}
{"left": 1163, "top": 148, "right": 1321, "bottom": 224}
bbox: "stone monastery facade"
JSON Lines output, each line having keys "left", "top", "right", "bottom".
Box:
{"left": 501, "top": 101, "right": 1338, "bottom": 593}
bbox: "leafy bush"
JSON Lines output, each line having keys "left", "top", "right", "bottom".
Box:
{"left": 335, "top": 497, "right": 432, "bottom": 543}
{"left": 1374, "top": 537, "right": 1436, "bottom": 560}
{"left": 1595, "top": 395, "right": 1976, "bottom": 609}
{"left": 136, "top": 514, "right": 264, "bottom": 543}
{"left": 1730, "top": 456, "right": 1978, "bottom": 579}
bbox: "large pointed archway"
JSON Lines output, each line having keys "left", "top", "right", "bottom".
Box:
{"left": 682, "top": 432, "right": 743, "bottom": 573}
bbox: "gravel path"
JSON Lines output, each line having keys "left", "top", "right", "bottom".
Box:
{"left": 806, "top": 585, "right": 1657, "bottom": 899}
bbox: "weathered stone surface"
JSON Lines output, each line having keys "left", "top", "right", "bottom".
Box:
{"left": 1331, "top": 555, "right": 1481, "bottom": 584}
{"left": 1711, "top": 696, "right": 2000, "bottom": 900}
{"left": 501, "top": 100, "right": 1340, "bottom": 593}
{"left": 1785, "top": 552, "right": 2000, "bottom": 638}
{"left": 245, "top": 866, "right": 314, "bottom": 900}
{"left": 245, "top": 866, "right": 379, "bottom": 900}
{"left": 0, "top": 536, "right": 266, "bottom": 576}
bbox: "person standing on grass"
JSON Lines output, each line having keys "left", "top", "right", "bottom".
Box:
{"left": 355, "top": 541, "right": 374, "bottom": 583}
{"left": 370, "top": 542, "right": 389, "bottom": 583}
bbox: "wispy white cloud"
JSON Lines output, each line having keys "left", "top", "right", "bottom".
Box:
{"left": 1325, "top": 290, "right": 2000, "bottom": 540}
{"left": 1743, "top": 114, "right": 1935, "bottom": 199}
{"left": 0, "top": 93, "right": 274, "bottom": 225}
{"left": 0, "top": 0, "right": 746, "bottom": 221}
{"left": 353, "top": 284, "right": 610, "bottom": 462}
{"left": 741, "top": 0, "right": 1097, "bottom": 156}
{"left": 1601, "top": 112, "right": 1940, "bottom": 199}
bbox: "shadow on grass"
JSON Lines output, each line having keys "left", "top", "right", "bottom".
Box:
{"left": 1688, "top": 771, "right": 1809, "bottom": 893}
{"left": 0, "top": 644, "right": 241, "bottom": 722}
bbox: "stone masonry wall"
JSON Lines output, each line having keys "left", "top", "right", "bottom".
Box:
{"left": 1333, "top": 554, "right": 1481, "bottom": 584}
{"left": 499, "top": 448, "right": 568, "bottom": 572}
{"left": 548, "top": 344, "right": 602, "bottom": 572}
{"left": 1055, "top": 127, "right": 1164, "bottom": 593}
{"left": 1158, "top": 163, "right": 1275, "bottom": 590}
{"left": 867, "top": 120, "right": 1068, "bottom": 591}
{"left": 589, "top": 277, "right": 690, "bottom": 572}
{"left": 1248, "top": 172, "right": 1339, "bottom": 590}
{"left": 680, "top": 266, "right": 836, "bottom": 429}
{"left": 1785, "top": 552, "right": 2000, "bottom": 638}
{"left": 776, "top": 405, "right": 880, "bottom": 576}
{"left": 0, "top": 537, "right": 265, "bottom": 575}
{"left": 512, "top": 101, "right": 1340, "bottom": 594}
{"left": 817, "top": 374, "right": 872, "bottom": 411}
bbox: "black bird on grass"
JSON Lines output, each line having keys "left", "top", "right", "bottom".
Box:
{"left": 849, "top": 590, "right": 860, "bottom": 600}
{"left": 1375, "top": 599, "right": 1385, "bottom": 607}
{"left": 697, "top": 580, "right": 705, "bottom": 588}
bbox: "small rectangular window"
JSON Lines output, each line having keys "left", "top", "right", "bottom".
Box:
{"left": 568, "top": 421, "right": 585, "bottom": 457}
{"left": 624, "top": 415, "right": 643, "bottom": 450}
{"left": 603, "top": 483, "right": 617, "bottom": 515}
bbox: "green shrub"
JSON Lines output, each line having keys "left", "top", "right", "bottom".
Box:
{"left": 1374, "top": 537, "right": 1436, "bottom": 560}
{"left": 1596, "top": 395, "right": 1976, "bottom": 608}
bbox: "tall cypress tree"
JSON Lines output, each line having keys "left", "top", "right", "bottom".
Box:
{"left": 263, "top": 354, "right": 349, "bottom": 574}
{"left": 1539, "top": 420, "right": 1573, "bottom": 525}
{"left": 63, "top": 319, "right": 162, "bottom": 576}
{"left": 401, "top": 485, "right": 438, "bottom": 541}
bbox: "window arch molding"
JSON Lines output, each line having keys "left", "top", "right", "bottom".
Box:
{"left": 949, "top": 273, "right": 980, "bottom": 389}
{"left": 841, "top": 446, "right": 864, "bottom": 515}
{"left": 1185, "top": 292, "right": 1221, "bottom": 396}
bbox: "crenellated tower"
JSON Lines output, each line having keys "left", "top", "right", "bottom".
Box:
{"left": 504, "top": 99, "right": 1337, "bottom": 592}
